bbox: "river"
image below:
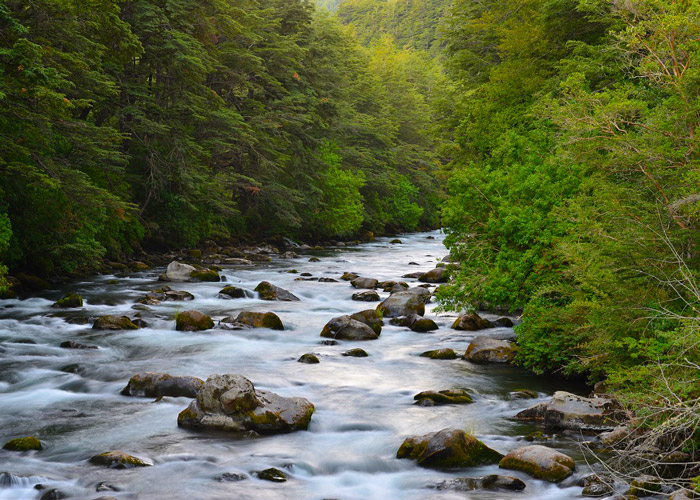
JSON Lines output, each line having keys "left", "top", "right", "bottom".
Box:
{"left": 0, "top": 231, "right": 595, "bottom": 499}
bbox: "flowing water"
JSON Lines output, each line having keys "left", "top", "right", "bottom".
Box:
{"left": 0, "top": 231, "right": 596, "bottom": 499}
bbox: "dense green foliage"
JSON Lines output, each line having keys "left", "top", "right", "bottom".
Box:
{"left": 0, "top": 0, "right": 446, "bottom": 280}
{"left": 439, "top": 0, "right": 700, "bottom": 408}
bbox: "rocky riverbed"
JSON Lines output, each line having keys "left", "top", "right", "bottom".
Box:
{"left": 0, "top": 231, "right": 648, "bottom": 499}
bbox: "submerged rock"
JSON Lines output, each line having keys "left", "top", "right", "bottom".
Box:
{"left": 298, "top": 353, "right": 320, "bottom": 364}
{"left": 498, "top": 445, "right": 575, "bottom": 482}
{"left": 121, "top": 372, "right": 204, "bottom": 398}
{"left": 256, "top": 468, "right": 287, "bottom": 482}
{"left": 377, "top": 290, "right": 428, "bottom": 318}
{"left": 414, "top": 389, "right": 473, "bottom": 405}
{"left": 177, "top": 374, "right": 314, "bottom": 434}
{"left": 93, "top": 315, "right": 139, "bottom": 331}
{"left": 419, "top": 268, "right": 447, "bottom": 283}
{"left": 320, "top": 315, "right": 378, "bottom": 341}
{"left": 515, "top": 391, "right": 625, "bottom": 431}
{"left": 60, "top": 341, "right": 98, "bottom": 350}
{"left": 176, "top": 310, "right": 214, "bottom": 332}
{"left": 89, "top": 451, "right": 153, "bottom": 469}
{"left": 420, "top": 348, "right": 457, "bottom": 360}
{"left": 352, "top": 290, "right": 380, "bottom": 302}
{"left": 452, "top": 313, "right": 493, "bottom": 331}
{"left": 3, "top": 436, "right": 42, "bottom": 451}
{"left": 434, "top": 475, "right": 526, "bottom": 492}
{"left": 397, "top": 428, "right": 503, "bottom": 469}
{"left": 52, "top": 293, "right": 83, "bottom": 308}
{"left": 255, "top": 281, "right": 299, "bottom": 301}
{"left": 463, "top": 337, "right": 516, "bottom": 364}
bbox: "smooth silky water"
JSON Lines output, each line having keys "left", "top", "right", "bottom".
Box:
{"left": 0, "top": 231, "right": 594, "bottom": 499}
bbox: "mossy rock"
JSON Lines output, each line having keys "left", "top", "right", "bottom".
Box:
{"left": 93, "top": 315, "right": 139, "bottom": 330}
{"left": 298, "top": 353, "right": 319, "bottom": 364}
{"left": 308, "top": 257, "right": 320, "bottom": 262}
{"left": 52, "top": 293, "right": 83, "bottom": 308}
{"left": 349, "top": 309, "right": 383, "bottom": 335}
{"left": 397, "top": 428, "right": 503, "bottom": 469}
{"left": 628, "top": 475, "right": 662, "bottom": 496}
{"left": 256, "top": 468, "right": 287, "bottom": 482}
{"left": 254, "top": 281, "right": 299, "bottom": 301}
{"left": 414, "top": 389, "right": 473, "bottom": 406}
{"left": 510, "top": 389, "right": 539, "bottom": 399}
{"left": 130, "top": 261, "right": 151, "bottom": 271}
{"left": 390, "top": 239, "right": 402, "bottom": 244}
{"left": 340, "top": 272, "right": 359, "bottom": 281}
{"left": 3, "top": 436, "right": 42, "bottom": 451}
{"left": 342, "top": 348, "right": 368, "bottom": 357}
{"left": 499, "top": 445, "right": 575, "bottom": 482}
{"left": 189, "top": 269, "right": 220, "bottom": 282}
{"left": 89, "top": 451, "right": 153, "bottom": 469}
{"left": 420, "top": 348, "right": 457, "bottom": 360}
{"left": 176, "top": 310, "right": 214, "bottom": 331}
{"left": 235, "top": 311, "right": 284, "bottom": 330}
{"left": 524, "top": 431, "right": 549, "bottom": 442}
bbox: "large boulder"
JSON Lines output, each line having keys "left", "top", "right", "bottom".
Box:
{"left": 177, "top": 374, "right": 314, "bottom": 434}
{"left": 397, "top": 428, "right": 503, "bottom": 469}
{"left": 221, "top": 311, "right": 284, "bottom": 331}
{"left": 120, "top": 372, "right": 203, "bottom": 398}
{"left": 392, "top": 314, "right": 438, "bottom": 332}
{"left": 349, "top": 309, "right": 383, "bottom": 335}
{"left": 515, "top": 391, "right": 625, "bottom": 431}
{"left": 350, "top": 277, "right": 378, "bottom": 289}
{"left": 414, "top": 389, "right": 473, "bottom": 406}
{"left": 320, "top": 315, "right": 378, "bottom": 341}
{"left": 377, "top": 290, "right": 428, "bottom": 318}
{"left": 419, "top": 268, "right": 447, "bottom": 283}
{"left": 463, "top": 337, "right": 516, "bottom": 364}
{"left": 434, "top": 475, "right": 526, "bottom": 492}
{"left": 93, "top": 315, "right": 139, "bottom": 331}
{"left": 452, "top": 313, "right": 493, "bottom": 331}
{"left": 218, "top": 286, "right": 248, "bottom": 299}
{"left": 255, "top": 281, "right": 299, "bottom": 301}
{"left": 159, "top": 261, "right": 196, "bottom": 282}
{"left": 89, "top": 451, "right": 153, "bottom": 469}
{"left": 175, "top": 310, "right": 214, "bottom": 332}
{"left": 138, "top": 286, "right": 194, "bottom": 305}
{"left": 498, "top": 445, "right": 575, "bottom": 482}
{"left": 3, "top": 436, "right": 42, "bottom": 451}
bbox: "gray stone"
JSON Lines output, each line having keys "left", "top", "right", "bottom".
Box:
{"left": 121, "top": 372, "right": 204, "bottom": 398}
{"left": 463, "top": 337, "right": 516, "bottom": 364}
{"left": 515, "top": 391, "right": 625, "bottom": 431}
{"left": 499, "top": 445, "right": 575, "bottom": 482}
{"left": 320, "top": 315, "right": 378, "bottom": 341}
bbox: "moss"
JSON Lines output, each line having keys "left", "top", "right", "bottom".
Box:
{"left": 629, "top": 476, "right": 662, "bottom": 496}
{"left": 524, "top": 431, "right": 549, "bottom": 441}
{"left": 236, "top": 311, "right": 284, "bottom": 330}
{"left": 420, "top": 348, "right": 457, "bottom": 360}
{"left": 414, "top": 389, "right": 473, "bottom": 405}
{"left": 342, "top": 348, "right": 368, "bottom": 357}
{"left": 390, "top": 239, "right": 402, "bottom": 244}
{"left": 177, "top": 404, "right": 201, "bottom": 427}
{"left": 499, "top": 453, "right": 574, "bottom": 482}
{"left": 53, "top": 293, "right": 83, "bottom": 308}
{"left": 248, "top": 410, "right": 280, "bottom": 427}
{"left": 189, "top": 269, "right": 220, "bottom": 282}
{"left": 89, "top": 451, "right": 152, "bottom": 469}
{"left": 397, "top": 430, "right": 502, "bottom": 469}
{"left": 3, "top": 436, "right": 42, "bottom": 451}
{"left": 256, "top": 468, "right": 287, "bottom": 482}
{"left": 92, "top": 315, "right": 139, "bottom": 330}
{"left": 176, "top": 310, "right": 214, "bottom": 331}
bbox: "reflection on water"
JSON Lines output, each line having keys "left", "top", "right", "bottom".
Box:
{"left": 0, "top": 231, "right": 592, "bottom": 499}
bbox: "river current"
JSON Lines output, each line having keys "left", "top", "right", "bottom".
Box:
{"left": 0, "top": 231, "right": 595, "bottom": 499}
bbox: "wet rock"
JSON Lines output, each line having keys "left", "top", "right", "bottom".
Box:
{"left": 189, "top": 269, "right": 221, "bottom": 282}
{"left": 342, "top": 348, "right": 368, "bottom": 357}
{"left": 419, "top": 268, "right": 447, "bottom": 283}
{"left": 132, "top": 318, "right": 149, "bottom": 328}
{"left": 352, "top": 290, "right": 380, "bottom": 302}
{"left": 52, "top": 293, "right": 83, "bottom": 308}
{"left": 95, "top": 482, "right": 120, "bottom": 492}
{"left": 350, "top": 277, "right": 378, "bottom": 289}
{"left": 218, "top": 286, "right": 247, "bottom": 299}
{"left": 414, "top": 389, "right": 473, "bottom": 405}
{"left": 216, "top": 472, "right": 247, "bottom": 482}
{"left": 515, "top": 391, "right": 625, "bottom": 431}
{"left": 320, "top": 315, "right": 378, "bottom": 341}
{"left": 420, "top": 348, "right": 457, "bottom": 360}
{"left": 600, "top": 426, "right": 630, "bottom": 447}
{"left": 510, "top": 389, "right": 539, "bottom": 399}
{"left": 89, "top": 451, "right": 153, "bottom": 469}
{"left": 130, "top": 261, "right": 151, "bottom": 271}
{"left": 340, "top": 272, "right": 359, "bottom": 281}
{"left": 256, "top": 468, "right": 287, "bottom": 482}
{"left": 434, "top": 475, "right": 526, "bottom": 492}
{"left": 579, "top": 474, "right": 614, "bottom": 497}
{"left": 628, "top": 475, "right": 662, "bottom": 497}
{"left": 298, "top": 353, "right": 320, "bottom": 364}
{"left": 494, "top": 317, "right": 514, "bottom": 327}
{"left": 397, "top": 428, "right": 503, "bottom": 469}
{"left": 3, "top": 436, "right": 42, "bottom": 451}
{"left": 393, "top": 314, "right": 438, "bottom": 332}
{"left": 524, "top": 431, "right": 550, "bottom": 442}
{"left": 93, "top": 315, "right": 139, "bottom": 330}
{"left": 377, "top": 291, "right": 427, "bottom": 318}
{"left": 221, "top": 311, "right": 284, "bottom": 331}
{"left": 159, "top": 261, "right": 197, "bottom": 282}
{"left": 669, "top": 489, "right": 694, "bottom": 500}
{"left": 463, "top": 337, "right": 516, "bottom": 364}
{"left": 255, "top": 281, "right": 299, "bottom": 301}
{"left": 452, "top": 313, "right": 493, "bottom": 331}
{"left": 402, "top": 271, "right": 424, "bottom": 279}
{"left": 138, "top": 286, "right": 195, "bottom": 305}
{"left": 177, "top": 374, "right": 314, "bottom": 434}
{"left": 318, "top": 277, "right": 338, "bottom": 283}
{"left": 121, "top": 372, "right": 204, "bottom": 398}
{"left": 60, "top": 340, "right": 98, "bottom": 349}
{"left": 390, "top": 239, "right": 402, "bottom": 244}
{"left": 176, "top": 310, "right": 214, "bottom": 332}
{"left": 39, "top": 489, "right": 63, "bottom": 500}
{"left": 498, "top": 445, "right": 575, "bottom": 482}
{"left": 349, "top": 309, "right": 383, "bottom": 335}
{"left": 308, "top": 257, "right": 320, "bottom": 263}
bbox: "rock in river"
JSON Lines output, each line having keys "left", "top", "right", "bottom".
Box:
{"left": 435, "top": 475, "right": 526, "bottom": 492}
{"left": 463, "top": 337, "right": 516, "bottom": 364}
{"left": 352, "top": 290, "right": 380, "bottom": 302}
{"left": 343, "top": 348, "right": 368, "bottom": 357}
{"left": 176, "top": 310, "right": 214, "bottom": 332}
{"left": 397, "top": 428, "right": 503, "bottom": 469}
{"left": 52, "top": 293, "right": 83, "bottom": 308}
{"left": 320, "top": 315, "right": 378, "bottom": 341}
{"left": 121, "top": 372, "right": 204, "bottom": 398}
{"left": 350, "top": 277, "right": 378, "bottom": 289}
{"left": 255, "top": 281, "right": 299, "bottom": 301}
{"left": 452, "top": 312, "right": 493, "bottom": 331}
{"left": 350, "top": 309, "right": 383, "bottom": 335}
{"left": 498, "top": 445, "right": 575, "bottom": 482}
{"left": 515, "top": 391, "right": 625, "bottom": 431}
{"left": 220, "top": 311, "right": 284, "bottom": 331}
{"left": 420, "top": 348, "right": 457, "bottom": 360}
{"left": 419, "top": 268, "right": 447, "bottom": 283}
{"left": 377, "top": 290, "right": 428, "bottom": 318}
{"left": 414, "top": 389, "right": 473, "bottom": 405}
{"left": 3, "top": 436, "right": 42, "bottom": 451}
{"left": 177, "top": 374, "right": 314, "bottom": 434}
{"left": 392, "top": 314, "right": 438, "bottom": 332}
{"left": 218, "top": 286, "right": 248, "bottom": 299}
{"left": 298, "top": 353, "right": 320, "bottom": 364}
{"left": 93, "top": 315, "right": 139, "bottom": 331}
{"left": 89, "top": 451, "right": 153, "bottom": 469}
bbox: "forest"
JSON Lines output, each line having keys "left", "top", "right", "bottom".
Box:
{"left": 2, "top": 0, "right": 700, "bottom": 495}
